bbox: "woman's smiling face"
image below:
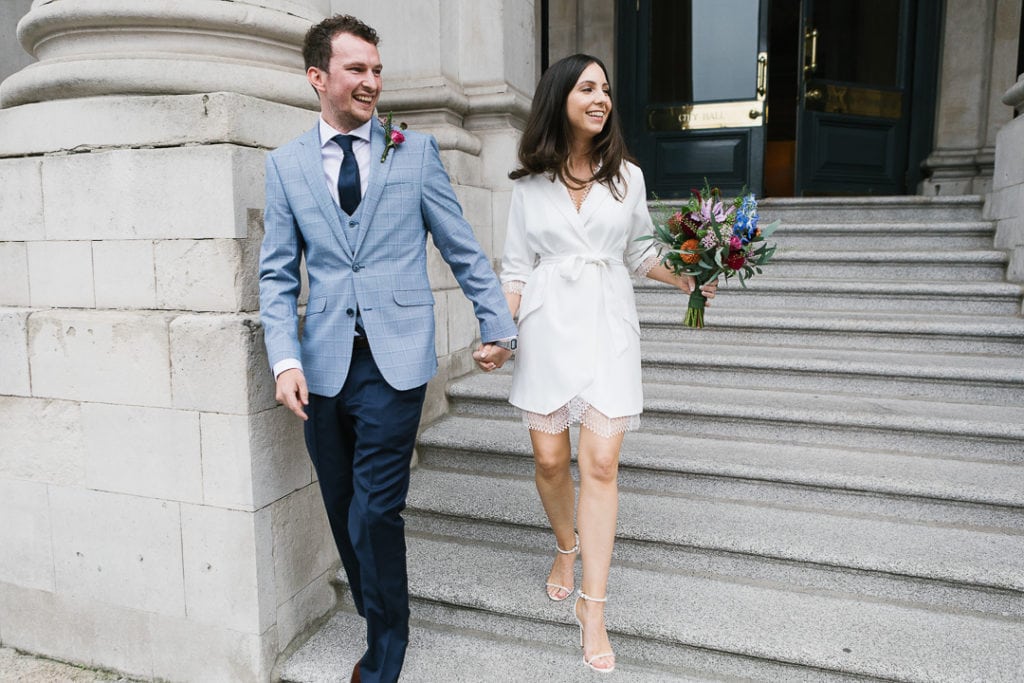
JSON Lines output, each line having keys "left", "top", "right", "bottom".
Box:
{"left": 564, "top": 61, "right": 611, "bottom": 144}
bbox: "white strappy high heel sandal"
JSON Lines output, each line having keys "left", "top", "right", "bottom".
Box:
{"left": 574, "top": 591, "right": 615, "bottom": 673}
{"left": 544, "top": 532, "right": 579, "bottom": 602}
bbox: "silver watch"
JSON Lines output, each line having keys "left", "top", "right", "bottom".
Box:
{"left": 490, "top": 338, "right": 517, "bottom": 351}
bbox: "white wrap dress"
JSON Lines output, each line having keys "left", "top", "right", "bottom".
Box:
{"left": 500, "top": 162, "right": 659, "bottom": 437}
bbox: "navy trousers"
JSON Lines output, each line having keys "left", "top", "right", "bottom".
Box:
{"left": 304, "top": 346, "right": 427, "bottom": 683}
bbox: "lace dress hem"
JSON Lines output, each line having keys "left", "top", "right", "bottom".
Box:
{"left": 522, "top": 396, "right": 640, "bottom": 438}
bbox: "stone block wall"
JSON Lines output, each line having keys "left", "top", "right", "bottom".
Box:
{"left": 0, "top": 132, "right": 337, "bottom": 681}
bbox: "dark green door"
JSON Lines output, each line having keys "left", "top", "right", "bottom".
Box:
{"left": 796, "top": 0, "right": 916, "bottom": 194}
{"left": 618, "top": 0, "right": 770, "bottom": 198}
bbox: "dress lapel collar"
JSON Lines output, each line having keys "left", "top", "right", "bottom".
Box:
{"left": 297, "top": 124, "right": 354, "bottom": 258}
{"left": 541, "top": 174, "right": 588, "bottom": 239}
{"left": 578, "top": 177, "right": 613, "bottom": 226}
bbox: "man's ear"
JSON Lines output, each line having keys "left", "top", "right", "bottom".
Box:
{"left": 306, "top": 66, "right": 326, "bottom": 93}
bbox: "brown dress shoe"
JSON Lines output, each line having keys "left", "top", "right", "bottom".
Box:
{"left": 350, "top": 661, "right": 361, "bottom": 683}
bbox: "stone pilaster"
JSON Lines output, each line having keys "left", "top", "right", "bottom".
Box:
{"left": 0, "top": 1, "right": 336, "bottom": 681}
{"left": 989, "top": 73, "right": 1024, "bottom": 288}
{"left": 921, "top": 0, "right": 1022, "bottom": 195}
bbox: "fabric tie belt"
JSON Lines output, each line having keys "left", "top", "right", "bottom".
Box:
{"left": 541, "top": 254, "right": 624, "bottom": 282}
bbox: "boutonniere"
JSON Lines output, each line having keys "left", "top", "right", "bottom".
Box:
{"left": 379, "top": 112, "right": 407, "bottom": 163}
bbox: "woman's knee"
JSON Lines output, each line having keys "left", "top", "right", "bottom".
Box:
{"left": 580, "top": 451, "right": 619, "bottom": 484}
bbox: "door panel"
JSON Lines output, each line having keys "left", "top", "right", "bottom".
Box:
{"left": 655, "top": 132, "right": 751, "bottom": 190}
{"left": 796, "top": 0, "right": 914, "bottom": 194}
{"left": 620, "top": 0, "right": 770, "bottom": 198}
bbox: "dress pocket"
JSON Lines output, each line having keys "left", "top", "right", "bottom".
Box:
{"left": 517, "top": 271, "right": 547, "bottom": 322}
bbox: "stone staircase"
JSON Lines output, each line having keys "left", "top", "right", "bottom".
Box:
{"left": 282, "top": 196, "right": 1024, "bottom": 682}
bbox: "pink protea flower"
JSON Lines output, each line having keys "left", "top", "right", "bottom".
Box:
{"left": 729, "top": 235, "right": 743, "bottom": 250}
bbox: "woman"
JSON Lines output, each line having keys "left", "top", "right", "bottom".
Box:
{"left": 498, "top": 54, "right": 717, "bottom": 673}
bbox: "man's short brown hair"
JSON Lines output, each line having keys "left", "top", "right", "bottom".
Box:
{"left": 303, "top": 14, "right": 380, "bottom": 72}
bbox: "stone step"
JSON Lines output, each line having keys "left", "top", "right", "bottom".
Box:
{"left": 405, "top": 464, "right": 1024, "bottom": 592}
{"left": 447, "top": 374, "right": 1024, "bottom": 462}
{"left": 282, "top": 579, "right": 872, "bottom": 683}
{"left": 281, "top": 597, "right": 737, "bottom": 683}
{"left": 417, "top": 415, "right": 1024, "bottom": 509}
{"left": 754, "top": 195, "right": 985, "bottom": 224}
{"left": 760, "top": 249, "right": 1007, "bottom": 280}
{"left": 637, "top": 339, "right": 1024, "bottom": 404}
{"left": 299, "top": 526, "right": 1024, "bottom": 681}
{"left": 638, "top": 306, "right": 1024, "bottom": 356}
{"left": 767, "top": 221, "right": 996, "bottom": 250}
{"left": 632, "top": 278, "right": 1024, "bottom": 315}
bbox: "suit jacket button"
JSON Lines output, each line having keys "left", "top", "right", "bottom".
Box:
{"left": 352, "top": 263, "right": 362, "bottom": 272}
{"left": 346, "top": 308, "right": 354, "bottom": 316}
{"left": 349, "top": 220, "right": 358, "bottom": 227}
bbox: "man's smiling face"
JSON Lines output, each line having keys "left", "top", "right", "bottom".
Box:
{"left": 308, "top": 31, "right": 382, "bottom": 132}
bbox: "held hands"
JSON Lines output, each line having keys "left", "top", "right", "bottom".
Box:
{"left": 276, "top": 368, "right": 309, "bottom": 421}
{"left": 473, "top": 343, "right": 513, "bottom": 372}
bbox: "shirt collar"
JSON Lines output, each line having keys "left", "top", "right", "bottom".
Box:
{"left": 319, "top": 117, "right": 373, "bottom": 148}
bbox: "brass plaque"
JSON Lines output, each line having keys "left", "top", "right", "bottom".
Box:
{"left": 648, "top": 100, "right": 765, "bottom": 131}
{"left": 806, "top": 83, "right": 902, "bottom": 119}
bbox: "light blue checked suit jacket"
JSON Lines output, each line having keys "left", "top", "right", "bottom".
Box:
{"left": 259, "top": 117, "right": 518, "bottom": 395}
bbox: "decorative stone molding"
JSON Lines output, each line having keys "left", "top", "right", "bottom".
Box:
{"left": 1004, "top": 73, "right": 1024, "bottom": 111}
{"left": 1, "top": 0, "right": 321, "bottom": 109}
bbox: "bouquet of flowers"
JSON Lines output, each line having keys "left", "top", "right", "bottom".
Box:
{"left": 639, "top": 181, "right": 779, "bottom": 328}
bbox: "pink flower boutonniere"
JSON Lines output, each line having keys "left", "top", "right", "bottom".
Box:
{"left": 379, "top": 112, "right": 407, "bottom": 163}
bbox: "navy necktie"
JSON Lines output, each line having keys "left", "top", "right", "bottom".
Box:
{"left": 333, "top": 134, "right": 361, "bottom": 215}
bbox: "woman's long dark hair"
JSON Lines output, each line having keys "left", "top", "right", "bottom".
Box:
{"left": 510, "top": 54, "right": 634, "bottom": 200}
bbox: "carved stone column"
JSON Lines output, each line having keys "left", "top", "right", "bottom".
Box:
{"left": 0, "top": 2, "right": 338, "bottom": 681}
{"left": 921, "top": 0, "right": 1021, "bottom": 195}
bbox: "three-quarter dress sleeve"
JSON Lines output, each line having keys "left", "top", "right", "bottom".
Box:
{"left": 501, "top": 180, "right": 534, "bottom": 292}
{"left": 622, "top": 164, "right": 659, "bottom": 277}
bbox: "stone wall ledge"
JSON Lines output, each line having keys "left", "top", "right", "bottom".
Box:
{"left": 0, "top": 92, "right": 317, "bottom": 158}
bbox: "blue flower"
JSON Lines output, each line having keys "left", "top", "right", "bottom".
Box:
{"left": 733, "top": 194, "right": 759, "bottom": 244}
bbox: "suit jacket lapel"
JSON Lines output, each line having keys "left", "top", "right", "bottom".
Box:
{"left": 297, "top": 125, "right": 354, "bottom": 258}
{"left": 351, "top": 117, "right": 393, "bottom": 256}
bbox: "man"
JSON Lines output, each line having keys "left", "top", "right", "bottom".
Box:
{"left": 258, "top": 15, "right": 516, "bottom": 683}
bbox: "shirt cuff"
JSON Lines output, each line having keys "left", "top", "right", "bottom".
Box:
{"left": 273, "top": 358, "right": 303, "bottom": 380}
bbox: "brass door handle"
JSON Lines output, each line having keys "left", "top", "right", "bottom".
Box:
{"left": 804, "top": 27, "right": 818, "bottom": 74}
{"left": 756, "top": 52, "right": 768, "bottom": 100}
{"left": 749, "top": 109, "right": 762, "bottom": 119}
{"left": 805, "top": 88, "right": 824, "bottom": 102}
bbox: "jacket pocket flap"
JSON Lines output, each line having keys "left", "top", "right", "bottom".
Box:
{"left": 305, "top": 297, "right": 327, "bottom": 315}
{"left": 393, "top": 289, "right": 435, "bottom": 306}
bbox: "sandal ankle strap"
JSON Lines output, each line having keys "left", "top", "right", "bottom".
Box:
{"left": 555, "top": 531, "right": 580, "bottom": 555}
{"left": 578, "top": 591, "right": 607, "bottom": 603}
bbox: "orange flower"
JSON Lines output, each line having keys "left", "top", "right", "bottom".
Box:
{"left": 680, "top": 238, "right": 701, "bottom": 264}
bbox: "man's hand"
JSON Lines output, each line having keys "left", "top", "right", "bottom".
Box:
{"left": 276, "top": 368, "right": 309, "bottom": 420}
{"left": 473, "top": 344, "right": 513, "bottom": 372}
